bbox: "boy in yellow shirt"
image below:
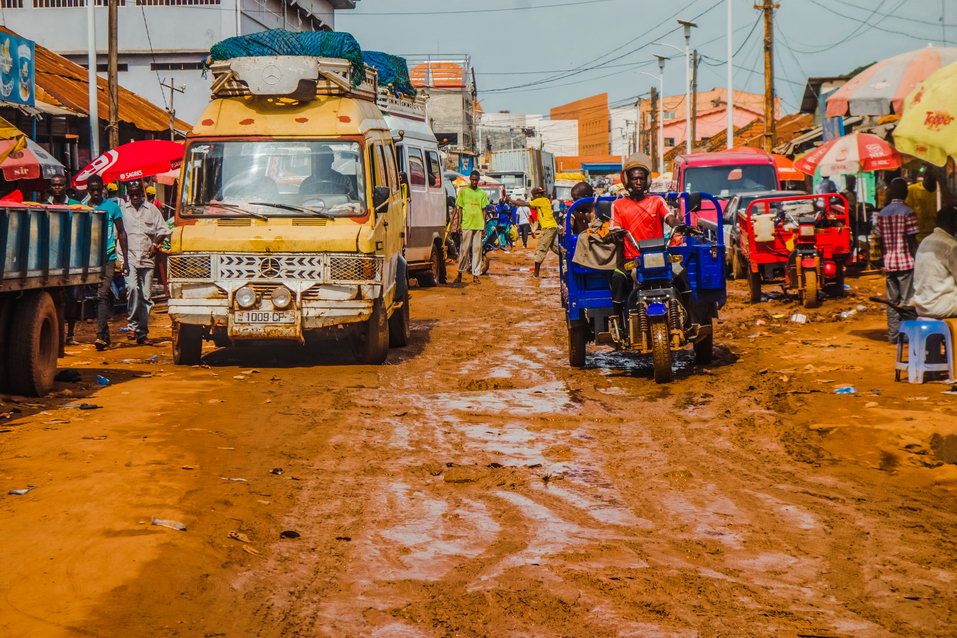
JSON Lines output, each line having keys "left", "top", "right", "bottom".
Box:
{"left": 514, "top": 187, "right": 559, "bottom": 277}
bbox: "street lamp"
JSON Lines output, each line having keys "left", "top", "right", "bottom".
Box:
{"left": 653, "top": 18, "right": 697, "bottom": 155}
{"left": 640, "top": 54, "right": 668, "bottom": 173}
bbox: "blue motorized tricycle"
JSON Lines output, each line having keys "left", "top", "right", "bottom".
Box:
{"left": 559, "top": 192, "right": 727, "bottom": 383}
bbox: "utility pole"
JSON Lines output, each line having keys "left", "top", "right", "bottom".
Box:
{"left": 85, "top": 0, "right": 99, "bottom": 159}
{"left": 650, "top": 86, "right": 659, "bottom": 173}
{"left": 726, "top": 0, "right": 734, "bottom": 149}
{"left": 160, "top": 79, "right": 185, "bottom": 141}
{"left": 107, "top": 0, "right": 119, "bottom": 149}
{"left": 677, "top": 20, "right": 698, "bottom": 154}
{"left": 757, "top": 0, "right": 779, "bottom": 152}
{"left": 690, "top": 50, "right": 699, "bottom": 149}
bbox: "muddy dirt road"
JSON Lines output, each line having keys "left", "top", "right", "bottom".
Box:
{"left": 2, "top": 248, "right": 957, "bottom": 637}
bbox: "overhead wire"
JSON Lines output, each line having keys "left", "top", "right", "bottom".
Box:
{"left": 347, "top": 0, "right": 616, "bottom": 16}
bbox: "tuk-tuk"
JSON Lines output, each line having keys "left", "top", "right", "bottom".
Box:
{"left": 560, "top": 192, "right": 727, "bottom": 383}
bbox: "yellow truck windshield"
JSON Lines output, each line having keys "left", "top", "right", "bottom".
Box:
{"left": 180, "top": 140, "right": 367, "bottom": 218}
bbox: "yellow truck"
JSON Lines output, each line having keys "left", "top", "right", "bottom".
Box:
{"left": 167, "top": 55, "right": 409, "bottom": 364}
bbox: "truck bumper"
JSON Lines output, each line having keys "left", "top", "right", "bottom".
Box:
{"left": 168, "top": 298, "right": 374, "bottom": 340}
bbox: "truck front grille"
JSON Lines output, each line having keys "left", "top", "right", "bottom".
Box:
{"left": 168, "top": 253, "right": 383, "bottom": 285}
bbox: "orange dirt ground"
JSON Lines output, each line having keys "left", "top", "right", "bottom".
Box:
{"left": 1, "top": 246, "right": 956, "bottom": 637}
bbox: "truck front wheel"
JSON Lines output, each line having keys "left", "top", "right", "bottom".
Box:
{"left": 353, "top": 299, "right": 389, "bottom": 364}
{"left": 9, "top": 291, "right": 59, "bottom": 396}
{"left": 388, "top": 291, "right": 411, "bottom": 348}
{"left": 172, "top": 322, "right": 204, "bottom": 365}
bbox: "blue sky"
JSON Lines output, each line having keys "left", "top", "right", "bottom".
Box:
{"left": 338, "top": 0, "right": 954, "bottom": 115}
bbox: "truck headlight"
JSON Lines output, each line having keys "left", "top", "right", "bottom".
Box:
{"left": 268, "top": 286, "right": 292, "bottom": 309}
{"left": 235, "top": 285, "right": 257, "bottom": 309}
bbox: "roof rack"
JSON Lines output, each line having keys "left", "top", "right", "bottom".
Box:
{"left": 375, "top": 88, "right": 426, "bottom": 121}
{"left": 208, "top": 56, "right": 378, "bottom": 102}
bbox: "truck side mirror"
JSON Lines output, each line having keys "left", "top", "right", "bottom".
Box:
{"left": 688, "top": 192, "right": 703, "bottom": 212}
{"left": 373, "top": 185, "right": 390, "bottom": 212}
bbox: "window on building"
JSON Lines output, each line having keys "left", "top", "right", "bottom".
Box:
{"left": 664, "top": 137, "right": 676, "bottom": 147}
{"left": 150, "top": 62, "right": 207, "bottom": 71}
{"left": 34, "top": 0, "right": 122, "bottom": 6}
{"left": 663, "top": 111, "right": 676, "bottom": 120}
{"left": 136, "top": 0, "right": 219, "bottom": 5}
{"left": 2, "top": 0, "right": 24, "bottom": 7}
{"left": 81, "top": 63, "right": 129, "bottom": 72}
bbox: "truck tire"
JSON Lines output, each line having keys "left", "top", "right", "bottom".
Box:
{"left": 9, "top": 291, "right": 59, "bottom": 396}
{"left": 416, "top": 244, "right": 445, "bottom": 287}
{"left": 747, "top": 267, "right": 762, "bottom": 304}
{"left": 801, "top": 270, "right": 820, "bottom": 308}
{"left": 731, "top": 244, "right": 746, "bottom": 280}
{"left": 568, "top": 320, "right": 587, "bottom": 368}
{"left": 353, "top": 298, "right": 389, "bottom": 364}
{"left": 388, "top": 291, "right": 411, "bottom": 348}
{"left": 172, "top": 322, "right": 204, "bottom": 365}
{"left": 651, "top": 321, "right": 673, "bottom": 384}
{"left": 694, "top": 317, "right": 714, "bottom": 365}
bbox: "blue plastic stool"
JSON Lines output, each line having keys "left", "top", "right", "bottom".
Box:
{"left": 895, "top": 320, "right": 955, "bottom": 383}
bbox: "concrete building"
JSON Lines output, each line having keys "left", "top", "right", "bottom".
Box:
{"left": 551, "top": 93, "right": 610, "bottom": 156}
{"left": 478, "top": 112, "right": 578, "bottom": 157}
{"left": 639, "top": 87, "right": 778, "bottom": 153}
{"left": 610, "top": 104, "right": 640, "bottom": 157}
{"left": 408, "top": 55, "right": 477, "bottom": 171}
{"left": 0, "top": 0, "right": 360, "bottom": 126}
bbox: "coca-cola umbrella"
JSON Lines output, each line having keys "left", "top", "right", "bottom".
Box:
{"left": 1, "top": 137, "right": 65, "bottom": 180}
{"left": 73, "top": 139, "right": 184, "bottom": 188}
{"left": 793, "top": 133, "right": 900, "bottom": 177}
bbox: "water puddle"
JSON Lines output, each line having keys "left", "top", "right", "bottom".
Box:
{"left": 412, "top": 381, "right": 576, "bottom": 416}
{"left": 589, "top": 349, "right": 697, "bottom": 376}
{"left": 536, "top": 482, "right": 654, "bottom": 529}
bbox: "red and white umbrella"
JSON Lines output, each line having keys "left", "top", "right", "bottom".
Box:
{"left": 826, "top": 46, "right": 957, "bottom": 117}
{"left": 794, "top": 133, "right": 900, "bottom": 177}
{"left": 1, "top": 138, "right": 65, "bottom": 181}
{"left": 73, "top": 139, "right": 184, "bottom": 188}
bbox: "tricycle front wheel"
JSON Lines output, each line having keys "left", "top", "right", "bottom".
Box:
{"left": 651, "top": 321, "right": 673, "bottom": 383}
{"left": 801, "top": 270, "right": 820, "bottom": 308}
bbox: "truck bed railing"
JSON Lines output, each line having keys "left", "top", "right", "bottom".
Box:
{"left": 208, "top": 56, "right": 380, "bottom": 102}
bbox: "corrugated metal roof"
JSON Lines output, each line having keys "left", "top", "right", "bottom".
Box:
{"left": 1, "top": 26, "right": 190, "bottom": 133}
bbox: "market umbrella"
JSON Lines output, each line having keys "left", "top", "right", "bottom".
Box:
{"left": 726, "top": 147, "right": 805, "bottom": 181}
{"left": 73, "top": 139, "right": 184, "bottom": 188}
{"left": 892, "top": 60, "right": 957, "bottom": 166}
{"left": 826, "top": 46, "right": 957, "bottom": 117}
{"left": 0, "top": 116, "right": 26, "bottom": 164}
{"left": 1, "top": 138, "right": 65, "bottom": 180}
{"left": 794, "top": 133, "right": 900, "bottom": 176}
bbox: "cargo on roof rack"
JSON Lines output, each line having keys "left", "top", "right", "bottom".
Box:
{"left": 208, "top": 55, "right": 379, "bottom": 102}
{"left": 375, "top": 87, "right": 426, "bottom": 122}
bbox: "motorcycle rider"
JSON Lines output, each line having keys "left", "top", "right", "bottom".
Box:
{"left": 609, "top": 153, "right": 680, "bottom": 330}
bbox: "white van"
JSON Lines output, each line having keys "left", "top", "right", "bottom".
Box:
{"left": 379, "top": 92, "right": 448, "bottom": 286}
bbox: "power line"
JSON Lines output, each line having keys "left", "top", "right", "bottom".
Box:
{"left": 140, "top": 6, "right": 168, "bottom": 111}
{"left": 347, "top": 0, "right": 615, "bottom": 16}
{"left": 836, "top": 0, "right": 956, "bottom": 28}
{"left": 804, "top": 0, "right": 938, "bottom": 45}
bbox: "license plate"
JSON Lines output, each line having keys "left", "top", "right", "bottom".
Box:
{"left": 234, "top": 311, "right": 295, "bottom": 324}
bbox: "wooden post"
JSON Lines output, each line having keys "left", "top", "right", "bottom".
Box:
{"left": 107, "top": 0, "right": 119, "bottom": 149}
{"left": 757, "top": 0, "right": 779, "bottom": 152}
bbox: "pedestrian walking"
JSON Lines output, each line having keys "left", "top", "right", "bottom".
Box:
{"left": 84, "top": 175, "right": 129, "bottom": 351}
{"left": 514, "top": 187, "right": 560, "bottom": 278}
{"left": 121, "top": 179, "right": 171, "bottom": 345}
{"left": 453, "top": 171, "right": 489, "bottom": 284}
{"left": 515, "top": 203, "right": 533, "bottom": 248}
{"left": 875, "top": 177, "right": 920, "bottom": 343}
{"left": 46, "top": 174, "right": 81, "bottom": 206}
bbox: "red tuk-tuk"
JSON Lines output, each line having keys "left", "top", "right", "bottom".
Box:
{"left": 737, "top": 193, "right": 851, "bottom": 308}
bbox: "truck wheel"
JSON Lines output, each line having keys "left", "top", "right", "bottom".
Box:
{"left": 9, "top": 291, "right": 59, "bottom": 396}
{"left": 172, "top": 322, "right": 204, "bottom": 365}
{"left": 731, "top": 244, "right": 746, "bottom": 280}
{"left": 388, "top": 291, "right": 411, "bottom": 348}
{"left": 651, "top": 321, "right": 673, "bottom": 383}
{"left": 747, "top": 267, "right": 762, "bottom": 304}
{"left": 694, "top": 317, "right": 714, "bottom": 365}
{"left": 568, "top": 321, "right": 587, "bottom": 368}
{"left": 353, "top": 298, "right": 389, "bottom": 364}
{"left": 801, "top": 270, "right": 820, "bottom": 308}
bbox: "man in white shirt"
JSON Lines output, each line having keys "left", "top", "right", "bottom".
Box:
{"left": 121, "top": 179, "right": 172, "bottom": 345}
{"left": 515, "top": 204, "right": 532, "bottom": 248}
{"left": 913, "top": 205, "right": 957, "bottom": 319}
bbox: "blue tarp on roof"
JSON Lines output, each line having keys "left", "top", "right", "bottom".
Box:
{"left": 209, "top": 30, "right": 365, "bottom": 87}
{"left": 362, "top": 51, "right": 416, "bottom": 98}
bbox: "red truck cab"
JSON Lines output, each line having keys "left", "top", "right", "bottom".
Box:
{"left": 670, "top": 151, "right": 780, "bottom": 225}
